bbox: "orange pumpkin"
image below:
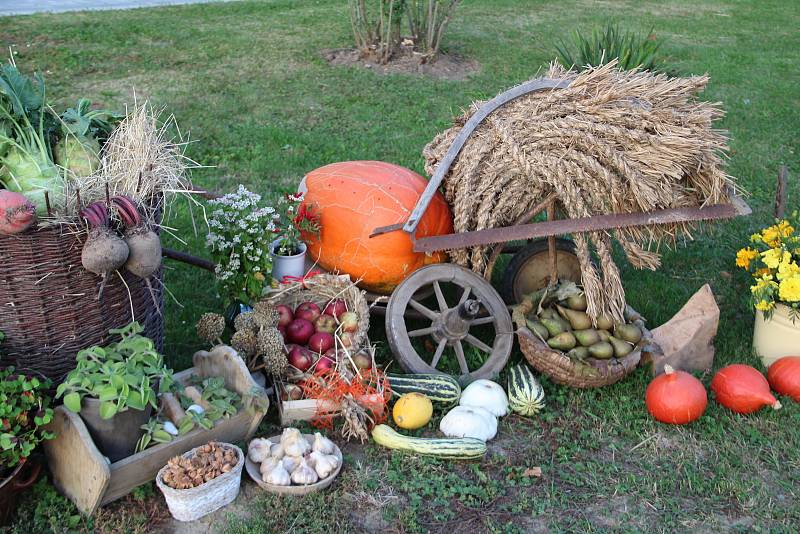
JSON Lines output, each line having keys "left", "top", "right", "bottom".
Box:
{"left": 301, "top": 161, "right": 453, "bottom": 294}
{"left": 645, "top": 365, "right": 707, "bottom": 424}
{"left": 767, "top": 356, "right": 800, "bottom": 402}
{"left": 710, "top": 364, "right": 781, "bottom": 414}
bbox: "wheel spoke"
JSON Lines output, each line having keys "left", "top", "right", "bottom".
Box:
{"left": 430, "top": 338, "right": 448, "bottom": 369}
{"left": 432, "top": 281, "right": 448, "bottom": 311}
{"left": 408, "top": 325, "right": 436, "bottom": 338}
{"left": 458, "top": 286, "right": 472, "bottom": 305}
{"left": 465, "top": 334, "right": 492, "bottom": 354}
{"left": 470, "top": 316, "right": 495, "bottom": 326}
{"left": 454, "top": 341, "right": 469, "bottom": 374}
{"left": 407, "top": 298, "right": 438, "bottom": 320}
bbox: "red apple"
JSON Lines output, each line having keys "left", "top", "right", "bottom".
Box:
{"left": 277, "top": 325, "right": 287, "bottom": 340}
{"left": 308, "top": 332, "right": 335, "bottom": 353}
{"left": 315, "top": 354, "right": 335, "bottom": 373}
{"left": 339, "top": 311, "right": 359, "bottom": 333}
{"left": 323, "top": 298, "right": 348, "bottom": 320}
{"left": 352, "top": 350, "right": 373, "bottom": 370}
{"left": 287, "top": 345, "right": 313, "bottom": 371}
{"left": 323, "top": 348, "right": 338, "bottom": 360}
{"left": 314, "top": 314, "right": 337, "bottom": 334}
{"left": 338, "top": 331, "right": 355, "bottom": 348}
{"left": 295, "top": 302, "right": 321, "bottom": 323}
{"left": 276, "top": 304, "right": 294, "bottom": 327}
{"left": 286, "top": 318, "right": 314, "bottom": 345}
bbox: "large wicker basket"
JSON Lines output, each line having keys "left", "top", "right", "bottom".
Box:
{"left": 513, "top": 298, "right": 647, "bottom": 388}
{"left": 0, "top": 224, "right": 163, "bottom": 385}
{"left": 263, "top": 273, "right": 370, "bottom": 351}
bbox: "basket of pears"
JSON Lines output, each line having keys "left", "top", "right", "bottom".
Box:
{"left": 512, "top": 281, "right": 649, "bottom": 388}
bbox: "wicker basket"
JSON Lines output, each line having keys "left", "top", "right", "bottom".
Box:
{"left": 513, "top": 298, "right": 646, "bottom": 388}
{"left": 0, "top": 224, "right": 163, "bottom": 385}
{"left": 263, "top": 273, "right": 370, "bottom": 351}
{"left": 155, "top": 443, "right": 244, "bottom": 522}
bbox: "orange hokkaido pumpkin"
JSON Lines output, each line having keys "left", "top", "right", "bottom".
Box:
{"left": 767, "top": 356, "right": 800, "bottom": 402}
{"left": 710, "top": 364, "right": 781, "bottom": 414}
{"left": 645, "top": 365, "right": 707, "bottom": 424}
{"left": 301, "top": 161, "right": 453, "bottom": 294}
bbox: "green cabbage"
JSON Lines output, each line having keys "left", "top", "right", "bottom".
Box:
{"left": 54, "top": 133, "right": 100, "bottom": 177}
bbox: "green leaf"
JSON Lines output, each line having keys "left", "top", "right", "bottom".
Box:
{"left": 96, "top": 385, "right": 118, "bottom": 402}
{"left": 98, "top": 401, "right": 118, "bottom": 420}
{"left": 63, "top": 392, "right": 82, "bottom": 413}
{"left": 127, "top": 390, "right": 145, "bottom": 411}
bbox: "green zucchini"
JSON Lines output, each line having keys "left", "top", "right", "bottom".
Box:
{"left": 371, "top": 424, "right": 486, "bottom": 460}
{"left": 507, "top": 364, "right": 546, "bottom": 416}
{"left": 387, "top": 373, "right": 461, "bottom": 405}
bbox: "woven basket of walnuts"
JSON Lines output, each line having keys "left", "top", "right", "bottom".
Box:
{"left": 156, "top": 441, "right": 244, "bottom": 522}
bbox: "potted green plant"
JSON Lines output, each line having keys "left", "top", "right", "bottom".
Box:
{"left": 736, "top": 214, "right": 800, "bottom": 367}
{"left": 55, "top": 322, "right": 174, "bottom": 462}
{"left": 0, "top": 342, "right": 54, "bottom": 525}
{"left": 206, "top": 185, "right": 279, "bottom": 321}
{"left": 271, "top": 192, "right": 321, "bottom": 282}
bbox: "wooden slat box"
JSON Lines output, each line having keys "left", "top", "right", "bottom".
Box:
{"left": 43, "top": 345, "right": 268, "bottom": 515}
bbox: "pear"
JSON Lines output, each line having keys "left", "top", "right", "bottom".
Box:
{"left": 567, "top": 346, "right": 589, "bottom": 360}
{"left": 556, "top": 305, "right": 592, "bottom": 330}
{"left": 608, "top": 336, "right": 634, "bottom": 358}
{"left": 615, "top": 323, "right": 642, "bottom": 344}
{"left": 597, "top": 330, "right": 610, "bottom": 342}
{"left": 547, "top": 331, "right": 576, "bottom": 351}
{"left": 565, "top": 293, "right": 587, "bottom": 311}
{"left": 539, "top": 318, "right": 567, "bottom": 337}
{"left": 574, "top": 329, "right": 601, "bottom": 347}
{"left": 595, "top": 315, "right": 614, "bottom": 331}
{"left": 539, "top": 308, "right": 558, "bottom": 321}
{"left": 526, "top": 319, "right": 550, "bottom": 340}
{"left": 588, "top": 341, "right": 614, "bottom": 359}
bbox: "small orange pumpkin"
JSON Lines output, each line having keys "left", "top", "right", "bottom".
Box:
{"left": 767, "top": 356, "right": 800, "bottom": 402}
{"left": 645, "top": 365, "right": 707, "bottom": 424}
{"left": 301, "top": 161, "right": 453, "bottom": 294}
{"left": 711, "top": 364, "right": 781, "bottom": 414}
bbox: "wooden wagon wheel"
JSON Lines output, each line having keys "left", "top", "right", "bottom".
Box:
{"left": 385, "top": 264, "right": 513, "bottom": 384}
{"left": 500, "top": 238, "right": 583, "bottom": 304}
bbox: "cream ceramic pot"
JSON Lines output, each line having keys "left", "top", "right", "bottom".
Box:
{"left": 753, "top": 303, "right": 800, "bottom": 368}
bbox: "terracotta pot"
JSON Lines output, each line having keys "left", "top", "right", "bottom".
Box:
{"left": 80, "top": 398, "right": 153, "bottom": 462}
{"left": 0, "top": 459, "right": 42, "bottom": 525}
{"left": 753, "top": 303, "right": 800, "bottom": 368}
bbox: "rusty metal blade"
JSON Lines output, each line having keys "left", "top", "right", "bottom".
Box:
{"left": 369, "top": 222, "right": 406, "bottom": 238}
{"left": 413, "top": 200, "right": 750, "bottom": 253}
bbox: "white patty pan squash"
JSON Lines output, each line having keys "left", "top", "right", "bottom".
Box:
{"left": 439, "top": 405, "right": 498, "bottom": 441}
{"left": 459, "top": 379, "right": 509, "bottom": 417}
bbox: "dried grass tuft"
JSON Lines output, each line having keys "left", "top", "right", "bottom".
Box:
{"left": 423, "top": 61, "right": 737, "bottom": 321}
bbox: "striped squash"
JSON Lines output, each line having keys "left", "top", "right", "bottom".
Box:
{"left": 371, "top": 424, "right": 486, "bottom": 460}
{"left": 387, "top": 373, "right": 461, "bottom": 405}
{"left": 507, "top": 364, "right": 545, "bottom": 416}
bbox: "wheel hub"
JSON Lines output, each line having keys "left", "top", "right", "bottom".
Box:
{"left": 431, "top": 299, "right": 481, "bottom": 344}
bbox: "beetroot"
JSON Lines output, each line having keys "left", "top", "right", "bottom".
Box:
{"left": 286, "top": 318, "right": 314, "bottom": 345}
{"left": 112, "top": 195, "right": 163, "bottom": 309}
{"left": 80, "top": 202, "right": 129, "bottom": 280}
{"left": 0, "top": 190, "right": 36, "bottom": 235}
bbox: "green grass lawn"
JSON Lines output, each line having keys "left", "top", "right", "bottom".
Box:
{"left": 3, "top": 0, "right": 799, "bottom": 532}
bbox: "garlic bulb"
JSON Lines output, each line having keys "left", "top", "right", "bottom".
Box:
{"left": 248, "top": 438, "right": 272, "bottom": 463}
{"left": 282, "top": 455, "right": 301, "bottom": 473}
{"left": 309, "top": 451, "right": 338, "bottom": 479}
{"left": 280, "top": 427, "right": 302, "bottom": 446}
{"left": 283, "top": 435, "right": 311, "bottom": 457}
{"left": 290, "top": 458, "right": 319, "bottom": 485}
{"left": 263, "top": 462, "right": 291, "bottom": 486}
{"left": 270, "top": 442, "right": 285, "bottom": 460}
{"left": 312, "top": 432, "right": 336, "bottom": 455}
{"left": 259, "top": 456, "right": 281, "bottom": 476}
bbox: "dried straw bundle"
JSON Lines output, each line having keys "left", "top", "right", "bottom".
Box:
{"left": 63, "top": 101, "right": 200, "bottom": 223}
{"left": 423, "top": 61, "right": 735, "bottom": 321}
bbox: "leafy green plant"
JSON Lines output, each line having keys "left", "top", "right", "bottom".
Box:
{"left": 555, "top": 23, "right": 664, "bottom": 72}
{"left": 55, "top": 322, "right": 174, "bottom": 420}
{"left": 0, "top": 364, "right": 54, "bottom": 472}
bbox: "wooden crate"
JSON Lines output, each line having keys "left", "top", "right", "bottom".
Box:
{"left": 43, "top": 345, "right": 269, "bottom": 515}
